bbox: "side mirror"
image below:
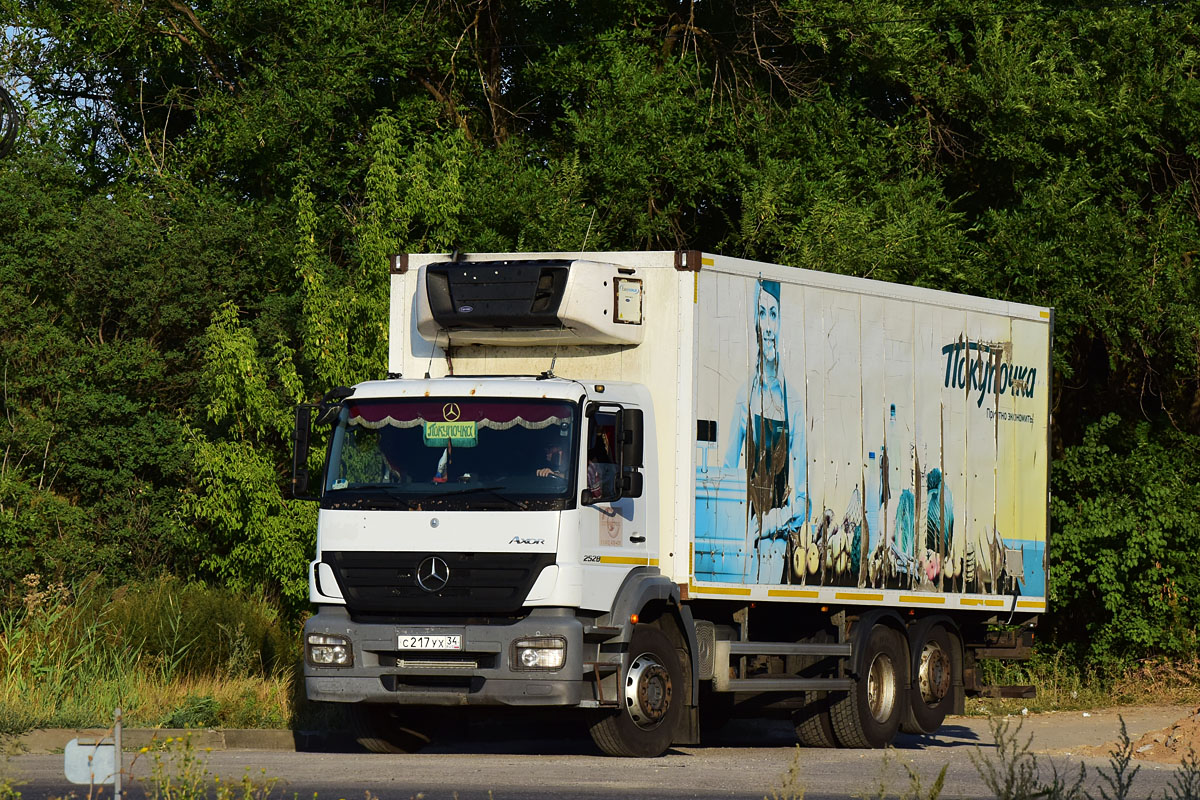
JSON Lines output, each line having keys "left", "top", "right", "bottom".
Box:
{"left": 618, "top": 408, "right": 644, "bottom": 468}
{"left": 316, "top": 386, "right": 354, "bottom": 425}
{"left": 292, "top": 404, "right": 319, "bottom": 501}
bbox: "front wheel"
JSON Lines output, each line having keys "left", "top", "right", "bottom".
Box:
{"left": 829, "top": 624, "right": 907, "bottom": 748}
{"left": 347, "top": 704, "right": 435, "bottom": 754}
{"left": 589, "top": 624, "right": 684, "bottom": 757}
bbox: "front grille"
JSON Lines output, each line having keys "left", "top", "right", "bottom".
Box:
{"left": 323, "top": 551, "right": 555, "bottom": 615}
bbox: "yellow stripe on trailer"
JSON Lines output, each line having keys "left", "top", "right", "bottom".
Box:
{"left": 767, "top": 589, "right": 820, "bottom": 599}
{"left": 689, "top": 581, "right": 753, "bottom": 597}
{"left": 835, "top": 591, "right": 885, "bottom": 602}
{"left": 899, "top": 594, "right": 946, "bottom": 605}
{"left": 960, "top": 598, "right": 1006, "bottom": 607}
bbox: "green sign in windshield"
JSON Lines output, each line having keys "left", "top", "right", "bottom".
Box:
{"left": 423, "top": 421, "right": 478, "bottom": 447}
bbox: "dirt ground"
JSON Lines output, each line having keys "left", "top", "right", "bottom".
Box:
{"left": 1081, "top": 706, "right": 1200, "bottom": 765}
{"left": 1063, "top": 705, "right": 1200, "bottom": 764}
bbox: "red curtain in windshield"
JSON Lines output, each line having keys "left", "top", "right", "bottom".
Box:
{"left": 346, "top": 399, "right": 573, "bottom": 430}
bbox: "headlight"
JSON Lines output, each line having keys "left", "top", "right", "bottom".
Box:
{"left": 511, "top": 636, "right": 566, "bottom": 671}
{"left": 307, "top": 633, "right": 353, "bottom": 667}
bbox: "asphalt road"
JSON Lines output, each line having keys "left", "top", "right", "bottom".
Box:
{"left": 5, "top": 707, "right": 1192, "bottom": 800}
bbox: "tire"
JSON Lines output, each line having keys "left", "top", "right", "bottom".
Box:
{"left": 829, "top": 624, "right": 907, "bottom": 748}
{"left": 901, "top": 622, "right": 957, "bottom": 734}
{"left": 347, "top": 704, "right": 435, "bottom": 754}
{"left": 589, "top": 624, "right": 684, "bottom": 757}
{"left": 793, "top": 692, "right": 838, "bottom": 747}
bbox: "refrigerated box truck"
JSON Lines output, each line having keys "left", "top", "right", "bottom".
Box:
{"left": 293, "top": 250, "right": 1052, "bottom": 757}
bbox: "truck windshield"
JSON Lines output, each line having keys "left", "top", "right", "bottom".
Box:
{"left": 323, "top": 397, "right": 579, "bottom": 511}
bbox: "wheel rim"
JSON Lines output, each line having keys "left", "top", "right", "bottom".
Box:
{"left": 624, "top": 651, "right": 673, "bottom": 730}
{"left": 918, "top": 638, "right": 952, "bottom": 704}
{"left": 865, "top": 651, "right": 897, "bottom": 723}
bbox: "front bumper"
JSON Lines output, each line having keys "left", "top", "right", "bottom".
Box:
{"left": 304, "top": 606, "right": 588, "bottom": 707}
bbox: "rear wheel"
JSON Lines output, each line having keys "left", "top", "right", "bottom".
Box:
{"left": 347, "top": 704, "right": 435, "bottom": 754}
{"left": 829, "top": 624, "right": 907, "bottom": 748}
{"left": 902, "top": 623, "right": 957, "bottom": 734}
{"left": 589, "top": 624, "right": 684, "bottom": 757}
{"left": 793, "top": 692, "right": 838, "bottom": 747}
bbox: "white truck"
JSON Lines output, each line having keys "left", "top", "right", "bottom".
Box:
{"left": 293, "top": 250, "right": 1052, "bottom": 757}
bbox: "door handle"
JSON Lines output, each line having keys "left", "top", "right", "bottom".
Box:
{"left": 629, "top": 535, "right": 646, "bottom": 543}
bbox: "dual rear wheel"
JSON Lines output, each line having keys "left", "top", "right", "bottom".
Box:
{"left": 828, "top": 624, "right": 908, "bottom": 748}
{"left": 902, "top": 622, "right": 957, "bottom": 735}
{"left": 797, "top": 620, "right": 957, "bottom": 748}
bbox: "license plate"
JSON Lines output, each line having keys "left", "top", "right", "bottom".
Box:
{"left": 397, "top": 634, "right": 462, "bottom": 651}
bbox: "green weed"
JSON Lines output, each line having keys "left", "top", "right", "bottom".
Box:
{"left": 855, "top": 749, "right": 947, "bottom": 800}
{"left": 765, "top": 744, "right": 805, "bottom": 800}
{"left": 768, "top": 716, "right": 1200, "bottom": 800}
{"left": 142, "top": 734, "right": 281, "bottom": 800}
{"left": 0, "top": 764, "right": 22, "bottom": 800}
{"left": 1164, "top": 749, "right": 1200, "bottom": 800}
{"left": 162, "top": 695, "right": 222, "bottom": 729}
{"left": 968, "top": 716, "right": 1200, "bottom": 800}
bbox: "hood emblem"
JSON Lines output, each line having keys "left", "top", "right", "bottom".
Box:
{"left": 416, "top": 556, "right": 450, "bottom": 593}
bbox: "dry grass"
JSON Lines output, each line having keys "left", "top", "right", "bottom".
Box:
{"left": 966, "top": 655, "right": 1200, "bottom": 717}
{"left": 1110, "top": 659, "right": 1200, "bottom": 706}
{"left": 0, "top": 575, "right": 297, "bottom": 735}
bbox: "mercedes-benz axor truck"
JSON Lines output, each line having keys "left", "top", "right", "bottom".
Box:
{"left": 293, "top": 250, "right": 1052, "bottom": 757}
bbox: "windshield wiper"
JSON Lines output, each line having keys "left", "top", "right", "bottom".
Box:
{"left": 431, "top": 485, "right": 527, "bottom": 509}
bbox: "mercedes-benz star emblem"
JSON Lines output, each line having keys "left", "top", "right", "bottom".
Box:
{"left": 416, "top": 556, "right": 450, "bottom": 593}
{"left": 442, "top": 403, "right": 461, "bottom": 421}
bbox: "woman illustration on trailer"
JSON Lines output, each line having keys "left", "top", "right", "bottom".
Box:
{"left": 723, "top": 279, "right": 807, "bottom": 584}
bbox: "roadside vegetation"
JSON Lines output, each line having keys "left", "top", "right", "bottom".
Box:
{"left": 0, "top": 575, "right": 296, "bottom": 735}
{"left": 972, "top": 656, "right": 1200, "bottom": 717}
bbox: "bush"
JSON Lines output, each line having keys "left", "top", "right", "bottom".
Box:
{"left": 1050, "top": 415, "right": 1200, "bottom": 666}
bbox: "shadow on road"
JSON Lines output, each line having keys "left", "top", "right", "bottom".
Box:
{"left": 296, "top": 714, "right": 991, "bottom": 757}
{"left": 894, "top": 724, "right": 990, "bottom": 749}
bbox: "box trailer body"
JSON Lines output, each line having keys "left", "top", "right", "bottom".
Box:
{"left": 297, "top": 251, "right": 1052, "bottom": 757}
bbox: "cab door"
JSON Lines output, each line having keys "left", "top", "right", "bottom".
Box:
{"left": 579, "top": 402, "right": 651, "bottom": 610}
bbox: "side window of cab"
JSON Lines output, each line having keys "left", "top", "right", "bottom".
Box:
{"left": 583, "top": 410, "right": 619, "bottom": 504}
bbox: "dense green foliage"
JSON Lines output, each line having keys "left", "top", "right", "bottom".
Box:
{"left": 1, "top": 1, "right": 1198, "bottom": 663}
